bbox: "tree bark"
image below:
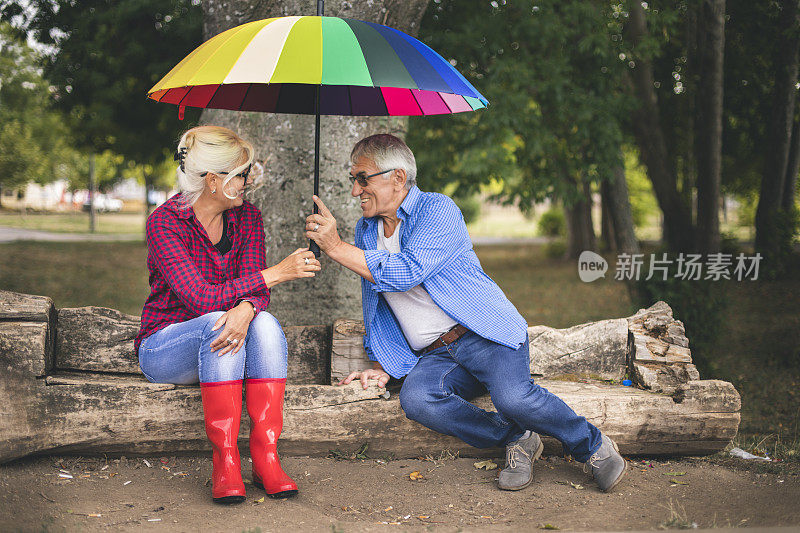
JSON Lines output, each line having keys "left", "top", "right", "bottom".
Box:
{"left": 755, "top": 0, "right": 800, "bottom": 259}
{"left": 564, "top": 182, "right": 596, "bottom": 259}
{"left": 783, "top": 112, "right": 800, "bottom": 211}
{"left": 201, "top": 0, "right": 430, "bottom": 326}
{"left": 88, "top": 153, "right": 96, "bottom": 233}
{"left": 624, "top": 0, "right": 695, "bottom": 252}
{"left": 602, "top": 160, "right": 640, "bottom": 255}
{"left": 600, "top": 182, "right": 617, "bottom": 251}
{"left": 694, "top": 0, "right": 726, "bottom": 254}
{"left": 0, "top": 292, "right": 741, "bottom": 462}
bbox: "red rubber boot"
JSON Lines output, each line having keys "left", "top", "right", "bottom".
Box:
{"left": 200, "top": 380, "right": 246, "bottom": 504}
{"left": 246, "top": 379, "right": 298, "bottom": 498}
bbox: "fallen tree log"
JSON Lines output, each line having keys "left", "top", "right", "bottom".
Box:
{"left": 0, "top": 290, "right": 741, "bottom": 462}
{"left": 3, "top": 372, "right": 739, "bottom": 462}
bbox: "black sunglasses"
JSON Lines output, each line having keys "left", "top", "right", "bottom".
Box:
{"left": 201, "top": 164, "right": 252, "bottom": 183}
{"left": 347, "top": 168, "right": 396, "bottom": 187}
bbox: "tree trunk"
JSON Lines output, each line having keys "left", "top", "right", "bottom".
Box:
{"left": 603, "top": 160, "right": 640, "bottom": 255}
{"left": 600, "top": 182, "right": 617, "bottom": 252}
{"left": 143, "top": 171, "right": 152, "bottom": 234}
{"left": 564, "top": 182, "right": 596, "bottom": 259}
{"left": 782, "top": 111, "right": 800, "bottom": 211}
{"left": 88, "top": 153, "right": 96, "bottom": 233}
{"left": 0, "top": 292, "right": 741, "bottom": 462}
{"left": 201, "top": 0, "right": 430, "bottom": 326}
{"left": 755, "top": 0, "right": 800, "bottom": 260}
{"left": 624, "top": 0, "right": 695, "bottom": 252}
{"left": 694, "top": 0, "right": 726, "bottom": 254}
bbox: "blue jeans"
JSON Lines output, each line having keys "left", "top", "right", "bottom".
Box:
{"left": 138, "top": 311, "right": 287, "bottom": 384}
{"left": 398, "top": 331, "right": 602, "bottom": 462}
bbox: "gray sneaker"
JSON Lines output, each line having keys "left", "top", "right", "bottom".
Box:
{"left": 584, "top": 434, "right": 627, "bottom": 492}
{"left": 497, "top": 430, "right": 544, "bottom": 491}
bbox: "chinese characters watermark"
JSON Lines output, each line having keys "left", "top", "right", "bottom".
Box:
{"left": 578, "top": 252, "right": 762, "bottom": 282}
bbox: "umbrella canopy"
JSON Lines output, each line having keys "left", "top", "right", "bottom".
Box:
{"left": 147, "top": 16, "right": 488, "bottom": 116}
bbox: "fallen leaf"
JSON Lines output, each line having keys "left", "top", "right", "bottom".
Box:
{"left": 670, "top": 479, "right": 689, "bottom": 485}
{"left": 473, "top": 460, "right": 498, "bottom": 470}
{"left": 254, "top": 497, "right": 264, "bottom": 504}
{"left": 417, "top": 515, "right": 430, "bottom": 520}
{"left": 664, "top": 472, "right": 686, "bottom": 476}
{"left": 540, "top": 524, "right": 560, "bottom": 530}
{"left": 409, "top": 471, "right": 425, "bottom": 481}
{"left": 569, "top": 482, "right": 584, "bottom": 490}
{"left": 383, "top": 506, "right": 393, "bottom": 512}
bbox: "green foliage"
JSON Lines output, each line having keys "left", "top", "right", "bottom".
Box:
{"left": 453, "top": 194, "right": 481, "bottom": 224}
{"left": 537, "top": 208, "right": 566, "bottom": 237}
{"left": 0, "top": 23, "right": 72, "bottom": 191}
{"left": 408, "top": 0, "right": 632, "bottom": 209}
{"left": 2, "top": 0, "right": 203, "bottom": 165}
{"left": 623, "top": 147, "right": 659, "bottom": 228}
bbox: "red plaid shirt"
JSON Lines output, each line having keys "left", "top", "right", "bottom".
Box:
{"left": 135, "top": 195, "right": 270, "bottom": 352}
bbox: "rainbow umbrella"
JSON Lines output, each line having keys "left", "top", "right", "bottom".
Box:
{"left": 147, "top": 11, "right": 488, "bottom": 253}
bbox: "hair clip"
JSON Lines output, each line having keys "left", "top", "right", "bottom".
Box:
{"left": 173, "top": 147, "right": 188, "bottom": 172}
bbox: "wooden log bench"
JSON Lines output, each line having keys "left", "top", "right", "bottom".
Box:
{"left": 0, "top": 290, "right": 740, "bottom": 463}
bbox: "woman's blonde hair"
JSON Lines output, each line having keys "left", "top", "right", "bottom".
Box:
{"left": 175, "top": 125, "right": 254, "bottom": 205}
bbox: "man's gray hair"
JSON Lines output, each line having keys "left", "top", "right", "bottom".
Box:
{"left": 350, "top": 134, "right": 417, "bottom": 190}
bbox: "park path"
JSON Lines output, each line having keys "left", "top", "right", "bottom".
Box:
{"left": 0, "top": 225, "right": 547, "bottom": 245}
{"left": 0, "top": 226, "right": 143, "bottom": 243}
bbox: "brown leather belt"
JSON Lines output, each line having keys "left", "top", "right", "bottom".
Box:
{"left": 419, "top": 324, "right": 469, "bottom": 355}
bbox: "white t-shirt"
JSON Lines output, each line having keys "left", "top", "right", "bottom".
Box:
{"left": 377, "top": 219, "right": 458, "bottom": 350}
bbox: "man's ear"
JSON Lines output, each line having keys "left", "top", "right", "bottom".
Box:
{"left": 393, "top": 168, "right": 407, "bottom": 190}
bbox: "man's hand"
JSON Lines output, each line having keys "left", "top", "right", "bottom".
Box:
{"left": 337, "top": 366, "right": 390, "bottom": 389}
{"left": 306, "top": 195, "right": 343, "bottom": 254}
{"left": 210, "top": 301, "right": 255, "bottom": 356}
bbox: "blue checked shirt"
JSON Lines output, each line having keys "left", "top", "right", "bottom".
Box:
{"left": 356, "top": 185, "right": 528, "bottom": 378}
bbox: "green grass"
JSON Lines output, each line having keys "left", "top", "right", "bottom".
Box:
{"left": 0, "top": 210, "right": 146, "bottom": 235}
{"left": 0, "top": 241, "right": 150, "bottom": 315}
{"left": 1, "top": 240, "right": 798, "bottom": 459}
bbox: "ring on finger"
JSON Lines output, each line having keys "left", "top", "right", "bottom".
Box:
{"left": 304, "top": 257, "right": 310, "bottom": 265}
{"left": 313, "top": 223, "right": 320, "bottom": 232}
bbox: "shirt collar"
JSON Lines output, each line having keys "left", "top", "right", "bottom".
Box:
{"left": 398, "top": 185, "right": 421, "bottom": 219}
{"left": 167, "top": 194, "right": 241, "bottom": 225}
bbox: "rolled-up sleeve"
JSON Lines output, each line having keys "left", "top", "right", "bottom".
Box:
{"left": 147, "top": 217, "right": 268, "bottom": 315}
{"left": 365, "top": 197, "right": 468, "bottom": 293}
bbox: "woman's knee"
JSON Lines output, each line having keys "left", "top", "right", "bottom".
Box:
{"left": 199, "top": 311, "right": 227, "bottom": 339}
{"left": 250, "top": 312, "right": 284, "bottom": 338}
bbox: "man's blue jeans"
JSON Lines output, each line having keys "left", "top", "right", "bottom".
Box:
{"left": 399, "top": 331, "right": 602, "bottom": 462}
{"left": 138, "top": 311, "right": 287, "bottom": 384}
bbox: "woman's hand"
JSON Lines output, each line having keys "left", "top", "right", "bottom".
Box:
{"left": 306, "top": 196, "right": 343, "bottom": 254}
{"left": 210, "top": 301, "right": 255, "bottom": 356}
{"left": 261, "top": 247, "right": 321, "bottom": 287}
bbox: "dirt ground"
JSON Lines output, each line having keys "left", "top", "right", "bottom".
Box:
{"left": 1, "top": 452, "right": 799, "bottom": 533}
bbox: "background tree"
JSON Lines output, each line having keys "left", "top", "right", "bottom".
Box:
{"left": 2, "top": 0, "right": 204, "bottom": 219}
{"left": 407, "top": 0, "right": 634, "bottom": 259}
{"left": 201, "top": 0, "right": 430, "bottom": 326}
{"left": 0, "top": 22, "right": 71, "bottom": 206}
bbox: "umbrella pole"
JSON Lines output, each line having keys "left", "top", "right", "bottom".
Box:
{"left": 310, "top": 86, "right": 321, "bottom": 258}
{"left": 309, "top": 0, "right": 324, "bottom": 258}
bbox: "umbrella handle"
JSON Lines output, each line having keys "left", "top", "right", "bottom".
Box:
{"left": 310, "top": 240, "right": 320, "bottom": 258}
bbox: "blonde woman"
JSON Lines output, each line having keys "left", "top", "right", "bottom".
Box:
{"left": 135, "top": 126, "right": 319, "bottom": 503}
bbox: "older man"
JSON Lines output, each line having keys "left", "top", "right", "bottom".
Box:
{"left": 306, "top": 134, "right": 626, "bottom": 492}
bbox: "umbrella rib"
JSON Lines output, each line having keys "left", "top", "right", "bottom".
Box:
{"left": 409, "top": 89, "right": 425, "bottom": 116}
{"left": 238, "top": 83, "right": 254, "bottom": 111}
